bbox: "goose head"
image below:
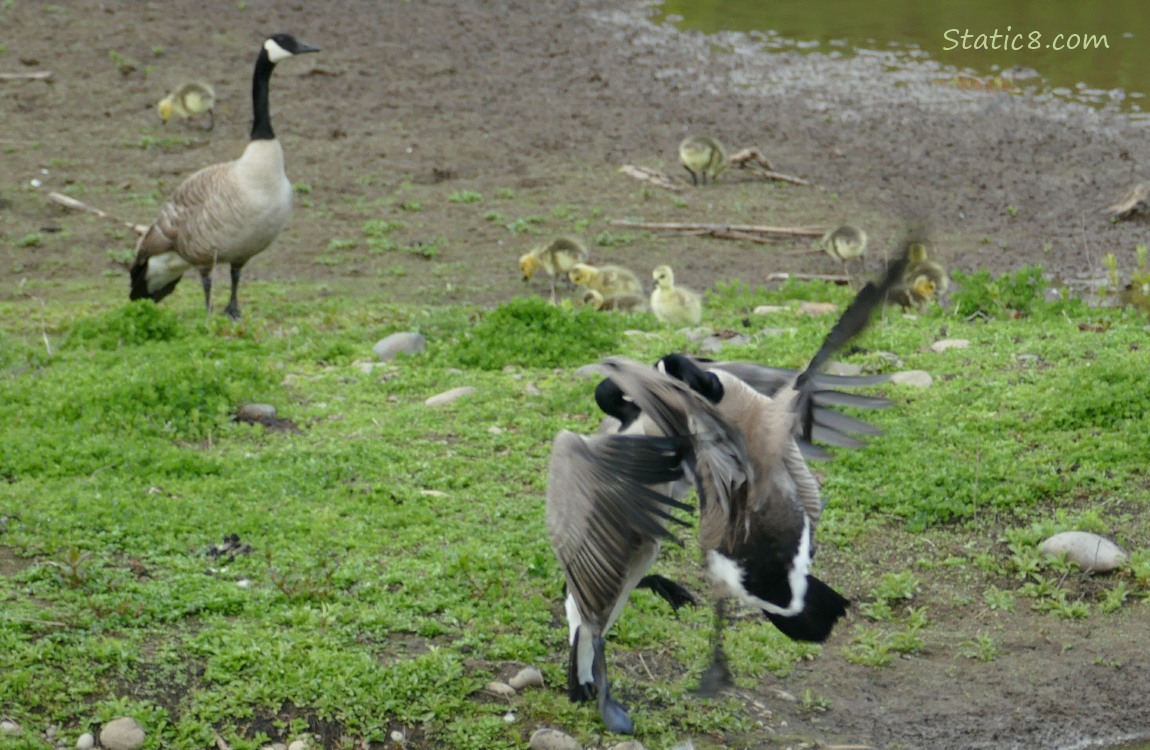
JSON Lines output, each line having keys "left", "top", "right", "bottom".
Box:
{"left": 519, "top": 252, "right": 539, "bottom": 281}
{"left": 263, "top": 33, "right": 320, "bottom": 64}
{"left": 594, "top": 377, "right": 641, "bottom": 427}
{"left": 910, "top": 274, "right": 936, "bottom": 301}
{"left": 656, "top": 354, "right": 724, "bottom": 403}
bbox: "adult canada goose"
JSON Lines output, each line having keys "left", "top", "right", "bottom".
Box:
{"left": 568, "top": 263, "right": 644, "bottom": 297}
{"left": 650, "top": 265, "right": 703, "bottom": 325}
{"left": 679, "top": 135, "right": 727, "bottom": 186}
{"left": 157, "top": 81, "right": 217, "bottom": 131}
{"left": 520, "top": 237, "right": 589, "bottom": 303}
{"left": 819, "top": 225, "right": 867, "bottom": 277}
{"left": 649, "top": 246, "right": 910, "bottom": 692}
{"left": 130, "top": 33, "right": 319, "bottom": 319}
{"left": 583, "top": 289, "right": 648, "bottom": 313}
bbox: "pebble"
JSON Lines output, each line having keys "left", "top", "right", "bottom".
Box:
{"left": 1040, "top": 531, "right": 1128, "bottom": 573}
{"left": 259, "top": 744, "right": 287, "bottom": 750}
{"left": 680, "top": 326, "right": 710, "bottom": 343}
{"left": 796, "top": 301, "right": 837, "bottom": 317}
{"left": 699, "top": 336, "right": 725, "bottom": 354}
{"left": 424, "top": 386, "right": 475, "bottom": 407}
{"left": 524, "top": 382, "right": 542, "bottom": 396}
{"left": 752, "top": 305, "right": 787, "bottom": 315}
{"left": 890, "top": 370, "right": 933, "bottom": 388}
{"left": 876, "top": 351, "right": 904, "bottom": 367}
{"left": 507, "top": 666, "right": 545, "bottom": 690}
{"left": 823, "top": 361, "right": 863, "bottom": 377}
{"left": 288, "top": 740, "right": 309, "bottom": 750}
{"left": 372, "top": 332, "right": 426, "bottom": 361}
{"left": 1016, "top": 353, "right": 1039, "bottom": 365}
{"left": 484, "top": 681, "right": 517, "bottom": 698}
{"left": 354, "top": 361, "right": 377, "bottom": 374}
{"left": 389, "top": 730, "right": 405, "bottom": 743}
{"left": 623, "top": 329, "right": 660, "bottom": 339}
{"left": 529, "top": 728, "right": 582, "bottom": 750}
{"left": 0, "top": 720, "right": 21, "bottom": 736}
{"left": 608, "top": 742, "right": 648, "bottom": 750}
{"left": 99, "top": 717, "right": 145, "bottom": 750}
{"left": 76, "top": 732, "right": 95, "bottom": 750}
{"left": 236, "top": 403, "right": 277, "bottom": 421}
{"left": 929, "top": 338, "right": 970, "bottom": 353}
{"left": 487, "top": 426, "right": 504, "bottom": 435}
{"left": 503, "top": 711, "right": 516, "bottom": 723}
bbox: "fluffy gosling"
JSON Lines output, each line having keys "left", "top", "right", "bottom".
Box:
{"left": 583, "top": 289, "right": 648, "bottom": 313}
{"left": 568, "top": 263, "right": 644, "bottom": 297}
{"left": 679, "top": 135, "right": 727, "bottom": 186}
{"left": 519, "top": 237, "right": 589, "bottom": 302}
{"left": 158, "top": 81, "right": 216, "bottom": 131}
{"left": 819, "top": 225, "right": 867, "bottom": 276}
{"left": 650, "top": 265, "right": 703, "bottom": 325}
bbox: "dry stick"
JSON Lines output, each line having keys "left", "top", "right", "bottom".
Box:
{"left": 47, "top": 191, "right": 149, "bottom": 236}
{"left": 609, "top": 219, "right": 826, "bottom": 237}
{"left": 755, "top": 169, "right": 809, "bottom": 186}
{"left": 214, "top": 732, "right": 233, "bottom": 750}
{"left": 0, "top": 71, "right": 53, "bottom": 81}
{"left": 617, "top": 164, "right": 687, "bottom": 192}
{"left": 711, "top": 228, "right": 772, "bottom": 244}
{"left": 766, "top": 271, "right": 851, "bottom": 284}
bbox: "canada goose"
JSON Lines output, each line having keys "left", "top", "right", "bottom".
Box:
{"left": 583, "top": 289, "right": 648, "bottom": 313}
{"left": 650, "top": 265, "right": 703, "bottom": 325}
{"left": 520, "top": 237, "right": 589, "bottom": 303}
{"left": 819, "top": 225, "right": 867, "bottom": 277}
{"left": 568, "top": 263, "right": 644, "bottom": 297}
{"left": 157, "top": 81, "right": 216, "bottom": 131}
{"left": 129, "top": 33, "right": 319, "bottom": 319}
{"left": 647, "top": 245, "right": 911, "bottom": 693}
{"left": 679, "top": 135, "right": 727, "bottom": 186}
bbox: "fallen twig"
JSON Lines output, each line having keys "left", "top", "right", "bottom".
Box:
{"left": 214, "top": 732, "right": 232, "bottom": 750}
{"left": 47, "top": 191, "right": 148, "bottom": 235}
{"left": 766, "top": 271, "right": 851, "bottom": 285}
{"left": 610, "top": 219, "right": 825, "bottom": 238}
{"left": 618, "top": 164, "right": 687, "bottom": 192}
{"left": 728, "top": 146, "right": 810, "bottom": 185}
{"left": 0, "top": 71, "right": 53, "bottom": 81}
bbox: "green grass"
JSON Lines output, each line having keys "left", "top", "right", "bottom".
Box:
{"left": 1, "top": 278, "right": 1148, "bottom": 748}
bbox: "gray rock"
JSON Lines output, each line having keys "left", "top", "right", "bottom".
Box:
{"left": 608, "top": 742, "right": 648, "bottom": 750}
{"left": 824, "top": 361, "right": 863, "bottom": 377}
{"left": 929, "top": 338, "right": 970, "bottom": 353}
{"left": 752, "top": 304, "right": 787, "bottom": 315}
{"left": 507, "top": 666, "right": 545, "bottom": 690}
{"left": 0, "top": 720, "right": 21, "bottom": 736}
{"left": 372, "top": 332, "right": 426, "bottom": 361}
{"left": 876, "top": 351, "right": 904, "bottom": 367}
{"left": 680, "top": 326, "right": 710, "bottom": 343}
{"left": 288, "top": 740, "right": 309, "bottom": 750}
{"left": 236, "top": 403, "right": 277, "bottom": 421}
{"left": 99, "top": 717, "right": 145, "bottom": 750}
{"left": 75, "top": 732, "right": 95, "bottom": 750}
{"left": 1016, "top": 353, "right": 1039, "bottom": 365}
{"left": 529, "top": 728, "right": 582, "bottom": 750}
{"left": 424, "top": 386, "right": 476, "bottom": 407}
{"left": 1040, "top": 532, "right": 1127, "bottom": 573}
{"left": 890, "top": 370, "right": 933, "bottom": 388}
{"left": 700, "top": 336, "right": 725, "bottom": 354}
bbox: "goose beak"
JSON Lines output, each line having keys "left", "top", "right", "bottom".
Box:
{"left": 295, "top": 42, "right": 321, "bottom": 54}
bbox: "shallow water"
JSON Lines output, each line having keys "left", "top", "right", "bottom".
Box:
{"left": 660, "top": 0, "right": 1149, "bottom": 111}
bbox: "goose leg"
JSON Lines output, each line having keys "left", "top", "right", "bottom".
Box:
{"left": 567, "top": 625, "right": 595, "bottom": 703}
{"left": 549, "top": 276, "right": 557, "bottom": 305}
{"left": 592, "top": 635, "right": 634, "bottom": 734}
{"left": 224, "top": 263, "right": 245, "bottom": 320}
{"left": 697, "top": 598, "right": 733, "bottom": 696}
{"left": 206, "top": 109, "right": 215, "bottom": 132}
{"left": 199, "top": 268, "right": 214, "bottom": 314}
{"left": 684, "top": 166, "right": 699, "bottom": 186}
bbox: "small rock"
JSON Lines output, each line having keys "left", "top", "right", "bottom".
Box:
{"left": 1016, "top": 353, "right": 1039, "bottom": 365}
{"left": 259, "top": 744, "right": 287, "bottom": 750}
{"left": 388, "top": 730, "right": 405, "bottom": 743}
{"left": 76, "top": 732, "right": 95, "bottom": 750}
{"left": 929, "top": 338, "right": 970, "bottom": 353}
{"left": 823, "top": 361, "right": 863, "bottom": 377}
{"left": 1040, "top": 531, "right": 1127, "bottom": 573}
{"left": 797, "top": 301, "right": 837, "bottom": 317}
{"left": 354, "top": 361, "right": 377, "bottom": 374}
{"left": 236, "top": 403, "right": 277, "bottom": 421}
{"left": 503, "top": 711, "right": 516, "bottom": 723}
{"left": 236, "top": 579, "right": 252, "bottom": 589}
{"left": 487, "top": 426, "right": 504, "bottom": 435}
{"left": 425, "top": 386, "right": 476, "bottom": 407}
{"left": 1, "top": 720, "right": 22, "bottom": 736}
{"left": 757, "top": 327, "right": 788, "bottom": 337}
{"left": 752, "top": 305, "right": 787, "bottom": 315}
{"left": 608, "top": 742, "right": 648, "bottom": 750}
{"left": 288, "top": 740, "right": 309, "bottom": 750}
{"left": 890, "top": 370, "right": 933, "bottom": 388}
{"left": 699, "top": 336, "right": 725, "bottom": 354}
{"left": 524, "top": 382, "right": 542, "bottom": 396}
{"left": 419, "top": 490, "right": 448, "bottom": 498}
{"left": 484, "top": 681, "right": 517, "bottom": 698}
{"left": 508, "top": 666, "right": 545, "bottom": 690}
{"left": 680, "top": 326, "right": 710, "bottom": 343}
{"left": 373, "top": 332, "right": 426, "bottom": 361}
{"left": 529, "top": 728, "right": 582, "bottom": 750}
{"left": 876, "top": 351, "right": 904, "bottom": 367}
{"left": 100, "top": 717, "right": 145, "bottom": 750}
{"left": 623, "top": 329, "right": 660, "bottom": 339}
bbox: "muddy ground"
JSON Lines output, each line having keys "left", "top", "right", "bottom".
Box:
{"left": 2, "top": 1, "right": 1149, "bottom": 749}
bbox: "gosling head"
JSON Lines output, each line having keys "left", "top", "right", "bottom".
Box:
{"left": 263, "top": 33, "right": 321, "bottom": 64}
{"left": 157, "top": 96, "right": 174, "bottom": 125}
{"left": 583, "top": 289, "right": 605, "bottom": 310}
{"left": 652, "top": 265, "right": 675, "bottom": 290}
{"left": 908, "top": 242, "right": 929, "bottom": 265}
{"left": 568, "top": 263, "right": 596, "bottom": 286}
{"left": 519, "top": 252, "right": 539, "bottom": 282}
{"left": 911, "top": 274, "right": 936, "bottom": 301}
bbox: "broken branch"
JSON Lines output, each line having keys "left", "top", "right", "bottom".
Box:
{"left": 47, "top": 192, "right": 149, "bottom": 236}
{"left": 610, "top": 219, "right": 825, "bottom": 238}
{"left": 0, "top": 71, "right": 54, "bottom": 81}
{"left": 617, "top": 164, "right": 687, "bottom": 192}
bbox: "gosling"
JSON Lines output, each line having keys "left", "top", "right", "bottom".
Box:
{"left": 583, "top": 289, "right": 648, "bottom": 313}
{"left": 650, "top": 265, "right": 703, "bottom": 325}
{"left": 519, "top": 237, "right": 589, "bottom": 302}
{"left": 568, "top": 263, "right": 644, "bottom": 297}
{"left": 679, "top": 135, "right": 727, "bottom": 186}
{"left": 819, "top": 225, "right": 867, "bottom": 277}
{"left": 158, "top": 81, "right": 216, "bottom": 131}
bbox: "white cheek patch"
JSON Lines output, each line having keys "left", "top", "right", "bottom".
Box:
{"left": 264, "top": 38, "right": 292, "bottom": 63}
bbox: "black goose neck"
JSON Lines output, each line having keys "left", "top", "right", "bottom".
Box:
{"left": 250, "top": 49, "right": 277, "bottom": 141}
